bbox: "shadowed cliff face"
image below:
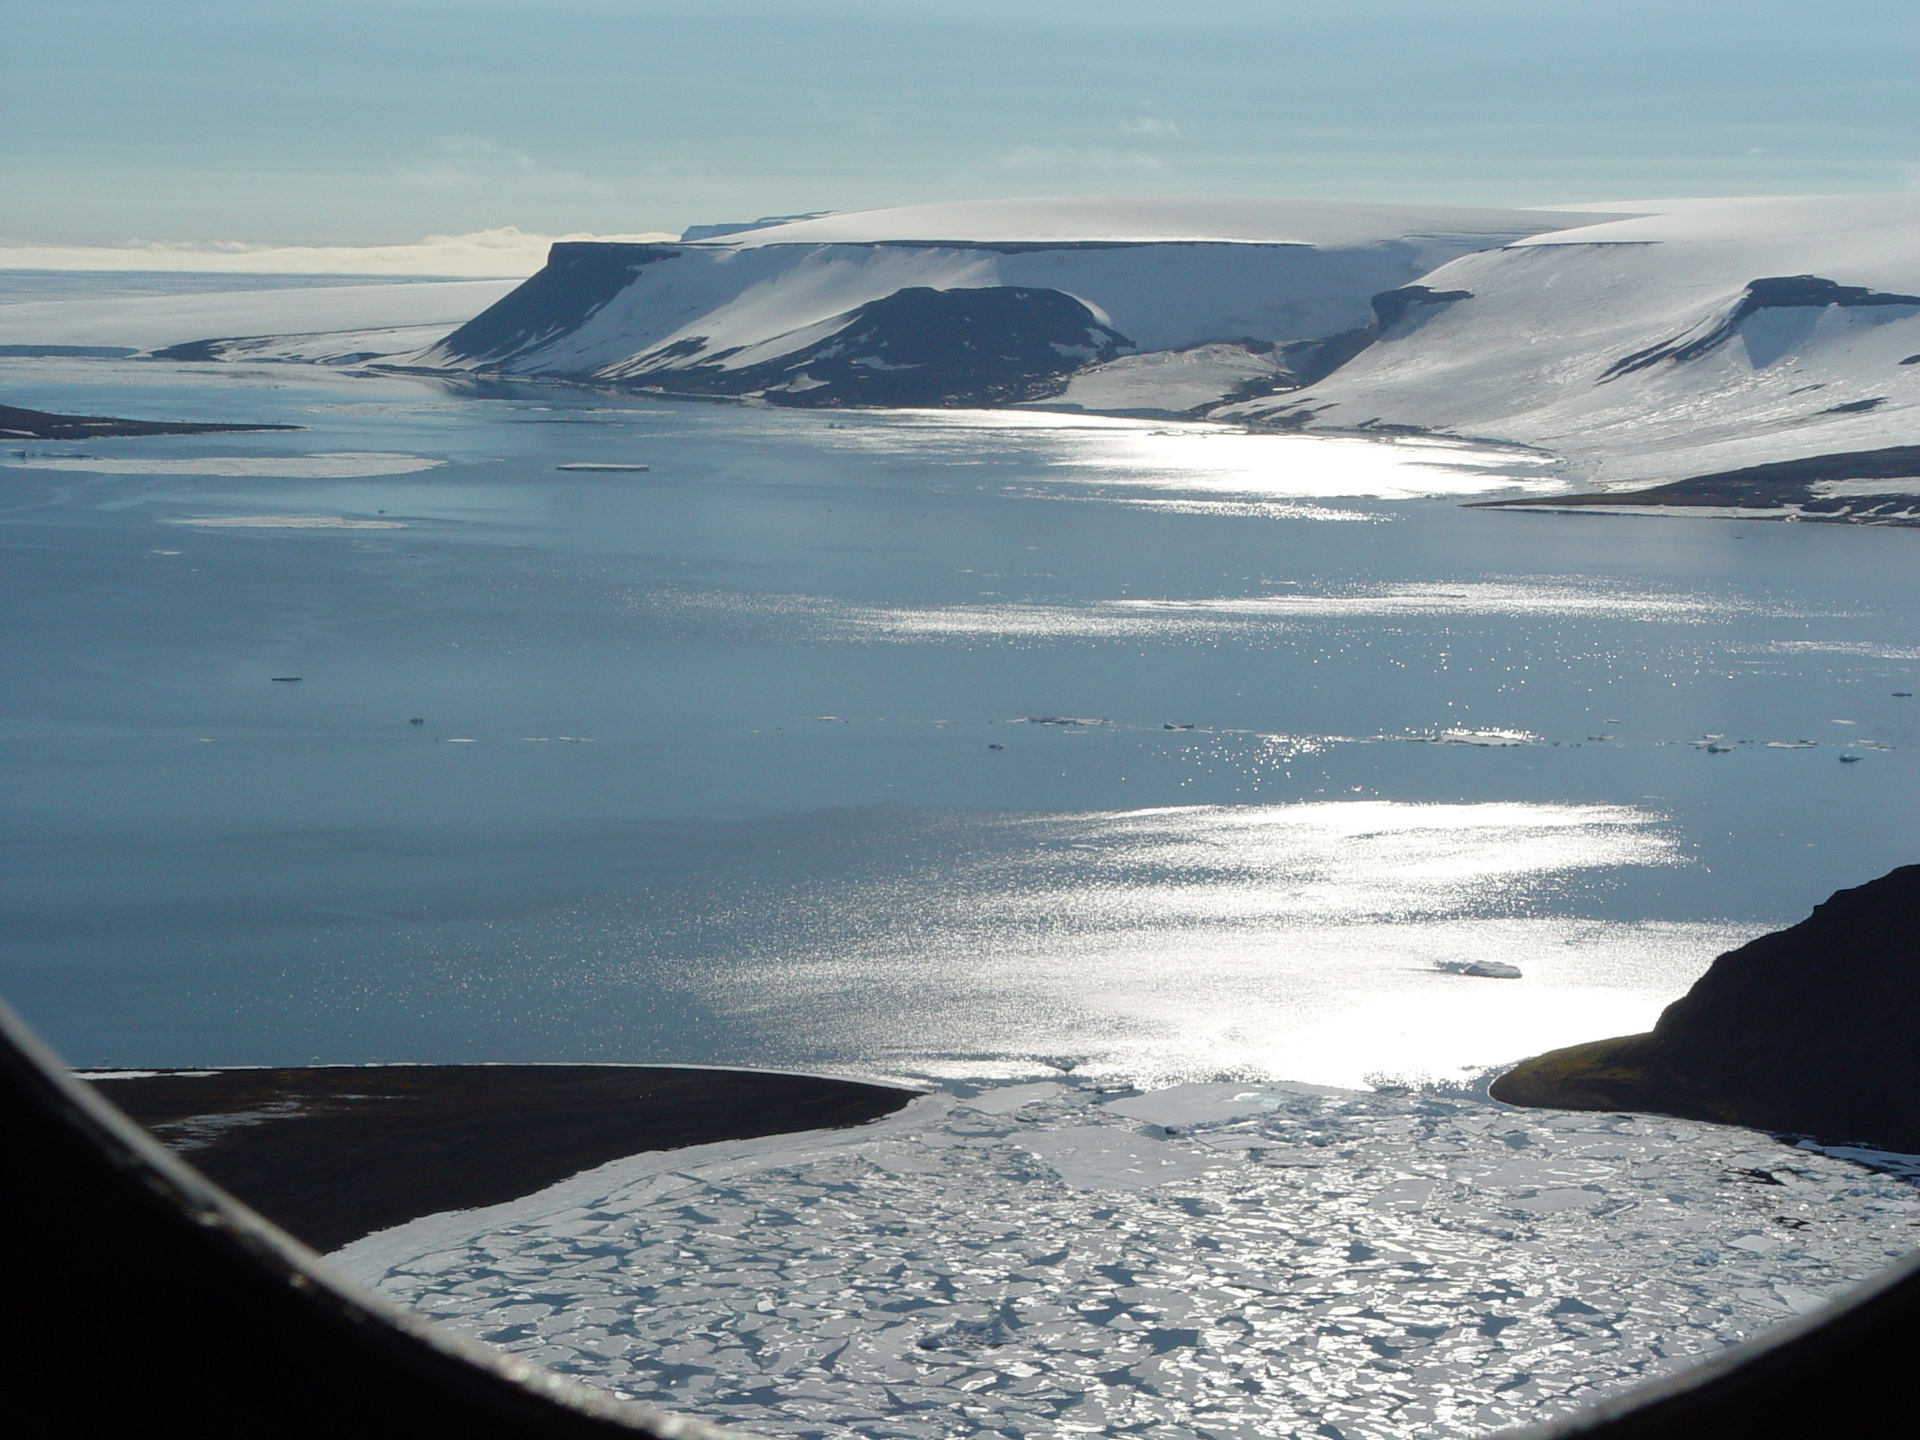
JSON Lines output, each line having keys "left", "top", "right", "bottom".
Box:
{"left": 1492, "top": 864, "right": 1920, "bottom": 1151}
{"left": 432, "top": 242, "right": 681, "bottom": 367}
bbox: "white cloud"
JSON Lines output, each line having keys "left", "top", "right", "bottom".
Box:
{"left": 996, "top": 145, "right": 1168, "bottom": 173}
{"left": 0, "top": 226, "right": 676, "bottom": 277}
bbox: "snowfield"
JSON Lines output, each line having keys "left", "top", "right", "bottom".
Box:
{"left": 1217, "top": 195, "right": 1920, "bottom": 491}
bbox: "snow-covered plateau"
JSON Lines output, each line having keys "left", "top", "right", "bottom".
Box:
{"left": 332, "top": 1077, "right": 1920, "bottom": 1440}
{"left": 11, "top": 194, "right": 1919, "bottom": 513}
{"left": 389, "top": 194, "right": 1920, "bottom": 511}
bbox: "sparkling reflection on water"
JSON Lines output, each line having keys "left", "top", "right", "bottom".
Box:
{"left": 8, "top": 357, "right": 1920, "bottom": 1437}
{"left": 693, "top": 798, "right": 1741, "bottom": 1089}
{"left": 1, "top": 360, "right": 1917, "bottom": 1091}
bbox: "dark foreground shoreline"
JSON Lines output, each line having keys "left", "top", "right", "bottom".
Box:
{"left": 83, "top": 1064, "right": 919, "bottom": 1252}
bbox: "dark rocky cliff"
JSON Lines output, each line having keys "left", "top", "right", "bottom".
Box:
{"left": 1492, "top": 864, "right": 1920, "bottom": 1151}
{"left": 620, "top": 285, "right": 1131, "bottom": 408}
{"left": 432, "top": 242, "right": 680, "bottom": 368}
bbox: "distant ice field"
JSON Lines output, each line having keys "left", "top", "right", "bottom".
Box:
{"left": 3, "top": 358, "right": 1919, "bottom": 1096}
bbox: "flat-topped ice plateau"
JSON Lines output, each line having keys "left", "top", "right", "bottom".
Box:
{"left": 11, "top": 193, "right": 1917, "bottom": 517}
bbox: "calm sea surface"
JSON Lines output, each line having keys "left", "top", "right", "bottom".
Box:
{"left": 5, "top": 358, "right": 1918, "bottom": 1085}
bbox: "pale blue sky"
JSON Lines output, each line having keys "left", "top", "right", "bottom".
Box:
{"left": 5, "top": 0, "right": 1916, "bottom": 250}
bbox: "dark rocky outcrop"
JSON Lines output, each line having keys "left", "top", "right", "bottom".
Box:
{"left": 1601, "top": 275, "right": 1920, "bottom": 381}
{"left": 0, "top": 402, "right": 299, "bottom": 439}
{"left": 1492, "top": 864, "right": 1920, "bottom": 1151}
{"left": 622, "top": 285, "right": 1132, "bottom": 409}
{"left": 1474, "top": 444, "right": 1920, "bottom": 524}
{"left": 1369, "top": 284, "right": 1475, "bottom": 333}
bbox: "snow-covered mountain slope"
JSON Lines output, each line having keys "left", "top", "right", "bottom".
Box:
{"left": 1215, "top": 195, "right": 1920, "bottom": 495}
{"left": 0, "top": 278, "right": 518, "bottom": 355}
{"left": 409, "top": 197, "right": 1602, "bottom": 406}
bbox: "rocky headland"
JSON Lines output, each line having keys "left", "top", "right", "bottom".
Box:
{"left": 1, "top": 402, "right": 299, "bottom": 440}
{"left": 1492, "top": 864, "right": 1920, "bottom": 1151}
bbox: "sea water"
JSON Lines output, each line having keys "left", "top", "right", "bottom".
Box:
{"left": 3, "top": 358, "right": 1919, "bottom": 1091}
{"left": 11, "top": 354, "right": 1920, "bottom": 1438}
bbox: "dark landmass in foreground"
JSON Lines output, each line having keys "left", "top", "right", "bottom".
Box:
{"left": 1, "top": 401, "right": 301, "bottom": 440}
{"left": 1493, "top": 864, "right": 1920, "bottom": 1151}
{"left": 85, "top": 1064, "right": 919, "bottom": 1252}
{"left": 1472, "top": 445, "right": 1920, "bottom": 525}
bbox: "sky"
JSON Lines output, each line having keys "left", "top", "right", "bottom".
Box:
{"left": 4, "top": 0, "right": 1917, "bottom": 272}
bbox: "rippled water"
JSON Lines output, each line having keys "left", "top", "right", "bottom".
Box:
{"left": 4, "top": 358, "right": 1920, "bottom": 1090}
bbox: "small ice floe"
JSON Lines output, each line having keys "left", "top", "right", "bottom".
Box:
{"left": 556, "top": 462, "right": 649, "bottom": 472}
{"left": 171, "top": 515, "right": 408, "bottom": 529}
{"left": 1765, "top": 740, "right": 1817, "bottom": 749}
{"left": 1438, "top": 959, "right": 1524, "bottom": 979}
{"left": 1017, "top": 715, "right": 1108, "bottom": 726}
{"left": 443, "top": 737, "right": 477, "bottom": 743}
{"left": 1163, "top": 722, "right": 1196, "bottom": 730}
{"left": 1433, "top": 727, "right": 1536, "bottom": 746}
{"left": 960, "top": 1082, "right": 1068, "bottom": 1115}
{"left": 17, "top": 452, "right": 440, "bottom": 478}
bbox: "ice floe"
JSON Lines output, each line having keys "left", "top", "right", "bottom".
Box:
{"left": 5, "top": 451, "right": 442, "bottom": 478}
{"left": 170, "top": 515, "right": 409, "bottom": 529}
{"left": 335, "top": 1078, "right": 1920, "bottom": 1440}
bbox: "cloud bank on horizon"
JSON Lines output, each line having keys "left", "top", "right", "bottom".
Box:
{"left": 0, "top": 228, "right": 676, "bottom": 278}
{"left": 2, "top": 0, "right": 1915, "bottom": 264}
